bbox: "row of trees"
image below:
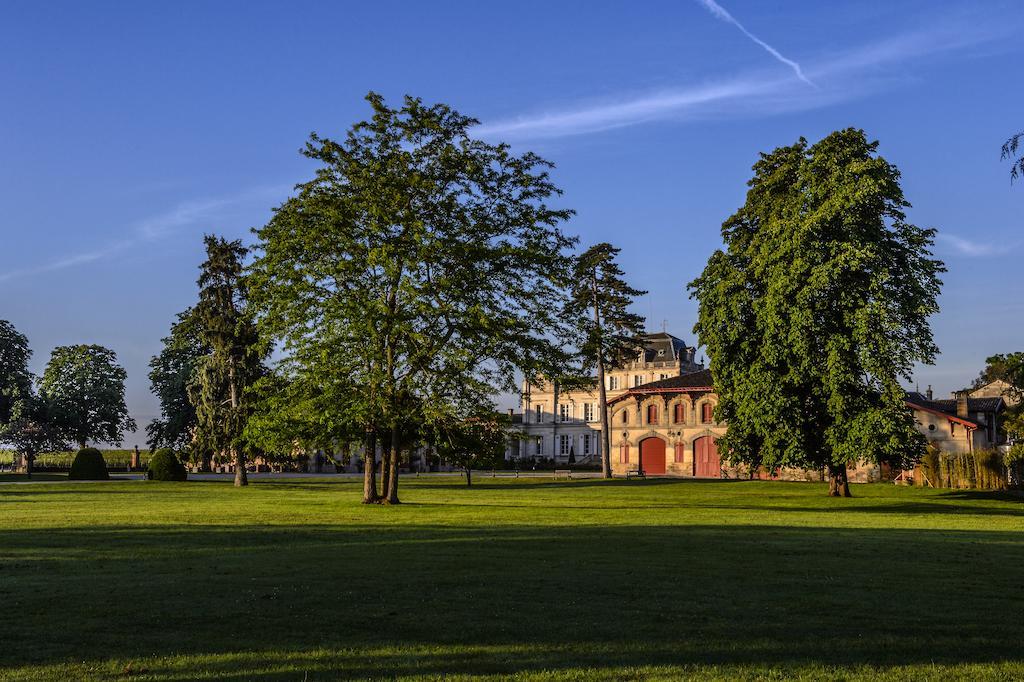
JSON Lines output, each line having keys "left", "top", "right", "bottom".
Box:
{"left": 146, "top": 94, "right": 650, "bottom": 498}
{"left": 144, "top": 96, "right": 963, "bottom": 499}
{"left": 0, "top": 322, "right": 135, "bottom": 475}
{"left": 7, "top": 96, "right": 962, "bottom": 497}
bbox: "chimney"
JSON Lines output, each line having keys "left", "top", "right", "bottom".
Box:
{"left": 926, "top": 385, "right": 933, "bottom": 401}
{"left": 954, "top": 390, "right": 969, "bottom": 419}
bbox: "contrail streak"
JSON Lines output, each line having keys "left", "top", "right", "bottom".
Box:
{"left": 696, "top": 0, "right": 815, "bottom": 87}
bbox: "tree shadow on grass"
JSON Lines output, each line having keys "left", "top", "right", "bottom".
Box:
{"left": 2, "top": 521, "right": 1024, "bottom": 678}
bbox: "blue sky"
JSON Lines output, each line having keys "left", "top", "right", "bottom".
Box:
{"left": 1, "top": 0, "right": 1022, "bottom": 445}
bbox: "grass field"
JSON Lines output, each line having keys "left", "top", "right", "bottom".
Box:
{"left": 1, "top": 477, "right": 1023, "bottom": 681}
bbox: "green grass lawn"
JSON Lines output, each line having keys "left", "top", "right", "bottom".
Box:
{"left": 1, "top": 477, "right": 1022, "bottom": 681}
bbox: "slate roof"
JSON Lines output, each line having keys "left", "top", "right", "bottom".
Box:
{"left": 640, "top": 332, "right": 693, "bottom": 362}
{"left": 903, "top": 391, "right": 1005, "bottom": 429}
{"left": 932, "top": 397, "right": 1005, "bottom": 413}
{"left": 628, "top": 368, "right": 714, "bottom": 392}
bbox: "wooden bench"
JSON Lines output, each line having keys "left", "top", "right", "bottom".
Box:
{"left": 626, "top": 469, "right": 646, "bottom": 480}
{"left": 553, "top": 469, "right": 573, "bottom": 479}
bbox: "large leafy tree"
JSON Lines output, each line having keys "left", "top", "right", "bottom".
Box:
{"left": 0, "top": 320, "right": 63, "bottom": 476}
{"left": 565, "top": 243, "right": 647, "bottom": 478}
{"left": 39, "top": 344, "right": 136, "bottom": 450}
{"left": 3, "top": 395, "right": 64, "bottom": 477}
{"left": 972, "top": 352, "right": 1024, "bottom": 396}
{"left": 146, "top": 309, "right": 209, "bottom": 454}
{"left": 189, "top": 235, "right": 266, "bottom": 487}
{"left": 0, "top": 320, "right": 33, "bottom": 426}
{"left": 430, "top": 410, "right": 510, "bottom": 487}
{"left": 248, "top": 92, "right": 577, "bottom": 504}
{"left": 689, "top": 129, "right": 945, "bottom": 496}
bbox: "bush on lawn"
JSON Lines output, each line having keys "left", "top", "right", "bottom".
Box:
{"left": 68, "top": 448, "right": 110, "bottom": 480}
{"left": 147, "top": 449, "right": 188, "bottom": 481}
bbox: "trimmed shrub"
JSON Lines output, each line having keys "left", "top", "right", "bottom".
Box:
{"left": 147, "top": 449, "right": 187, "bottom": 481}
{"left": 68, "top": 448, "right": 109, "bottom": 480}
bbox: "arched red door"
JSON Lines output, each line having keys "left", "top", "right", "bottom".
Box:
{"left": 693, "top": 436, "right": 720, "bottom": 478}
{"left": 639, "top": 437, "right": 666, "bottom": 475}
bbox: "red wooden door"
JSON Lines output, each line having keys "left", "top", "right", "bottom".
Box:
{"left": 639, "top": 438, "right": 666, "bottom": 475}
{"left": 694, "top": 436, "right": 720, "bottom": 478}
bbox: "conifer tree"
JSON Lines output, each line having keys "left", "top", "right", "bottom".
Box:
{"left": 566, "top": 244, "right": 647, "bottom": 478}
{"left": 189, "top": 235, "right": 265, "bottom": 487}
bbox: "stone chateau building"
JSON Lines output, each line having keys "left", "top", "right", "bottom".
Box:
{"left": 516, "top": 332, "right": 724, "bottom": 475}
{"left": 513, "top": 331, "right": 1007, "bottom": 478}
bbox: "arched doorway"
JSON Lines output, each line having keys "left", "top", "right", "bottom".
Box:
{"left": 693, "top": 436, "right": 720, "bottom": 478}
{"left": 639, "top": 437, "right": 666, "bottom": 475}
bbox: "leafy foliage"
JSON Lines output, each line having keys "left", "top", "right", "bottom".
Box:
{"left": 147, "top": 448, "right": 188, "bottom": 481}
{"left": 147, "top": 310, "right": 209, "bottom": 451}
{"left": 2, "top": 395, "right": 65, "bottom": 470}
{"left": 68, "top": 447, "right": 109, "bottom": 480}
{"left": 689, "top": 129, "right": 945, "bottom": 494}
{"left": 39, "top": 345, "right": 135, "bottom": 449}
{"left": 565, "top": 243, "right": 647, "bottom": 477}
{"left": 972, "top": 352, "right": 1024, "bottom": 397}
{"left": 429, "top": 411, "right": 510, "bottom": 486}
{"left": 1002, "top": 131, "right": 1024, "bottom": 183}
{"left": 248, "top": 92, "right": 578, "bottom": 502}
{"left": 0, "top": 319, "right": 33, "bottom": 426}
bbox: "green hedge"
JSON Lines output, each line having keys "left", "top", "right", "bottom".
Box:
{"left": 68, "top": 448, "right": 110, "bottom": 481}
{"left": 147, "top": 449, "right": 187, "bottom": 481}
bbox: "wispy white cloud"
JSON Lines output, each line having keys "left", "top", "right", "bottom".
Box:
{"left": 695, "top": 0, "right": 815, "bottom": 87}
{"left": 0, "top": 185, "right": 286, "bottom": 283}
{"left": 936, "top": 234, "right": 1015, "bottom": 257}
{"left": 475, "top": 20, "right": 1004, "bottom": 141}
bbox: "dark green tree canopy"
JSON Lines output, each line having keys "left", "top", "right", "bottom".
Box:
{"left": 188, "top": 235, "right": 266, "bottom": 484}
{"left": 147, "top": 309, "right": 208, "bottom": 451}
{"left": 39, "top": 344, "right": 136, "bottom": 449}
{"left": 566, "top": 243, "right": 647, "bottom": 371}
{"left": 0, "top": 319, "right": 34, "bottom": 426}
{"left": 689, "top": 129, "right": 945, "bottom": 486}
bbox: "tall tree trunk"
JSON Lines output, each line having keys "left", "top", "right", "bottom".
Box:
{"left": 233, "top": 447, "right": 247, "bottom": 487}
{"left": 379, "top": 438, "right": 391, "bottom": 498}
{"left": 384, "top": 424, "right": 401, "bottom": 504}
{"left": 25, "top": 452, "right": 34, "bottom": 480}
{"left": 828, "top": 464, "right": 851, "bottom": 497}
{"left": 362, "top": 428, "right": 379, "bottom": 504}
{"left": 592, "top": 271, "right": 613, "bottom": 479}
{"left": 229, "top": 362, "right": 247, "bottom": 487}
{"left": 465, "top": 467, "right": 472, "bottom": 487}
